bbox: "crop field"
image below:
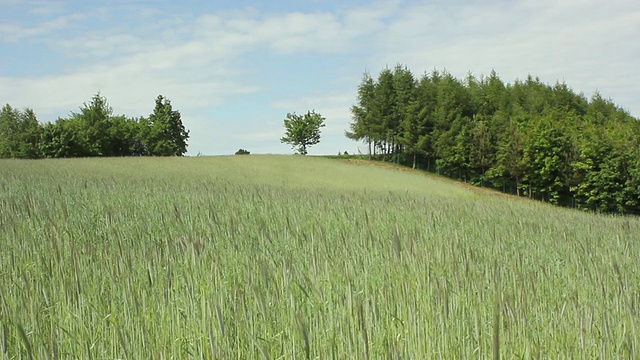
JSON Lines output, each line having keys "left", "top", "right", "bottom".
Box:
{"left": 1, "top": 155, "right": 639, "bottom": 359}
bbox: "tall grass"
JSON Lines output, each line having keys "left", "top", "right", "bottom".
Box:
{"left": 1, "top": 155, "right": 639, "bottom": 358}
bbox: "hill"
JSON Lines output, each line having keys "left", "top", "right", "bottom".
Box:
{"left": 1, "top": 155, "right": 639, "bottom": 358}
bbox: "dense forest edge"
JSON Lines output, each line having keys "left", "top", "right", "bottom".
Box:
{"left": 346, "top": 65, "right": 640, "bottom": 215}
{"left": 0, "top": 93, "right": 189, "bottom": 158}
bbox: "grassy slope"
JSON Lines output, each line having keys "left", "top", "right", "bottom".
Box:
{"left": 1, "top": 155, "right": 639, "bottom": 358}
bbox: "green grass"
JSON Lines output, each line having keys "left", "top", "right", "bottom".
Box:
{"left": 1, "top": 155, "right": 639, "bottom": 358}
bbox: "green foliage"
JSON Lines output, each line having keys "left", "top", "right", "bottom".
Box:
{"left": 347, "top": 65, "right": 640, "bottom": 214}
{"left": 5, "top": 93, "right": 190, "bottom": 159}
{"left": 39, "top": 118, "right": 84, "bottom": 158}
{"left": 280, "top": 110, "right": 325, "bottom": 155}
{"left": 147, "top": 95, "right": 190, "bottom": 156}
{"left": 346, "top": 72, "right": 376, "bottom": 158}
{"left": 235, "top": 148, "right": 250, "bottom": 155}
{"left": 74, "top": 92, "right": 114, "bottom": 156}
{"left": 1, "top": 156, "right": 640, "bottom": 358}
{"left": 0, "top": 104, "right": 42, "bottom": 158}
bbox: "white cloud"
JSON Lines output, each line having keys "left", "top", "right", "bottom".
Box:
{"left": 0, "top": 12, "right": 87, "bottom": 42}
{"left": 1, "top": 0, "right": 638, "bottom": 156}
{"left": 363, "top": 0, "right": 640, "bottom": 114}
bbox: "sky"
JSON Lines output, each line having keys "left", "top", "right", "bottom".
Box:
{"left": 1, "top": 0, "right": 638, "bottom": 156}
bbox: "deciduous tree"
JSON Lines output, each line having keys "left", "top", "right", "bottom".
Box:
{"left": 280, "top": 110, "right": 325, "bottom": 155}
{"left": 147, "top": 95, "right": 189, "bottom": 156}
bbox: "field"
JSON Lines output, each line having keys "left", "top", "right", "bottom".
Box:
{"left": 1, "top": 155, "right": 639, "bottom": 358}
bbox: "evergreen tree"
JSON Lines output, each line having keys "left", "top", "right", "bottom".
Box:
{"left": 412, "top": 73, "right": 439, "bottom": 170}
{"left": 489, "top": 118, "right": 526, "bottom": 195}
{"left": 346, "top": 72, "right": 376, "bottom": 158}
{"left": 373, "top": 68, "right": 397, "bottom": 159}
{"left": 345, "top": 65, "right": 640, "bottom": 213}
{"left": 392, "top": 64, "right": 416, "bottom": 162}
{"left": 469, "top": 117, "right": 494, "bottom": 179}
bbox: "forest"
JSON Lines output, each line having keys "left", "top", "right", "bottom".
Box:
{"left": 347, "top": 65, "right": 640, "bottom": 214}
{"left": 0, "top": 93, "right": 189, "bottom": 158}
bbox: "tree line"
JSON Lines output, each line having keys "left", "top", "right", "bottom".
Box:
{"left": 347, "top": 65, "right": 640, "bottom": 214}
{"left": 0, "top": 93, "right": 189, "bottom": 159}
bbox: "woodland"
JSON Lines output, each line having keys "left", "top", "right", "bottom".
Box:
{"left": 347, "top": 66, "right": 640, "bottom": 214}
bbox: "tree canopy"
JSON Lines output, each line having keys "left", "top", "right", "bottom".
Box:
{"left": 1, "top": 93, "right": 189, "bottom": 159}
{"left": 280, "top": 110, "right": 326, "bottom": 155}
{"left": 348, "top": 65, "right": 640, "bottom": 214}
{"left": 0, "top": 104, "right": 41, "bottom": 159}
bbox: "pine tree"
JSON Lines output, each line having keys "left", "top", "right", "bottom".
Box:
{"left": 347, "top": 72, "right": 376, "bottom": 158}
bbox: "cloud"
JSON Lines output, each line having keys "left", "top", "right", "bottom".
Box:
{"left": 1, "top": 0, "right": 638, "bottom": 156}
{"left": 0, "top": 12, "right": 87, "bottom": 42}
{"left": 0, "top": 2, "right": 378, "bottom": 115}
{"left": 363, "top": 0, "right": 640, "bottom": 113}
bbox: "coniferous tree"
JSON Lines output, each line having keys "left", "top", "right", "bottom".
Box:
{"left": 469, "top": 118, "right": 494, "bottom": 179}
{"left": 392, "top": 64, "right": 416, "bottom": 162}
{"left": 490, "top": 119, "right": 526, "bottom": 195}
{"left": 346, "top": 65, "right": 640, "bottom": 213}
{"left": 373, "top": 68, "right": 397, "bottom": 159}
{"left": 347, "top": 72, "right": 376, "bottom": 158}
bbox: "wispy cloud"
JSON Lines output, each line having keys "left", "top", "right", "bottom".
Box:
{"left": 0, "top": 12, "right": 87, "bottom": 42}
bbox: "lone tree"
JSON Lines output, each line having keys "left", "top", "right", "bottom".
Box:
{"left": 280, "top": 110, "right": 325, "bottom": 155}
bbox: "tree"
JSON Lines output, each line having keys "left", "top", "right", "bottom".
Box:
{"left": 346, "top": 72, "right": 376, "bottom": 159}
{"left": 39, "top": 118, "right": 85, "bottom": 158}
{"left": 0, "top": 105, "right": 42, "bottom": 158}
{"left": 393, "top": 64, "right": 418, "bottom": 166}
{"left": 235, "top": 149, "right": 250, "bottom": 155}
{"left": 489, "top": 118, "right": 526, "bottom": 195}
{"left": 0, "top": 104, "right": 24, "bottom": 158}
{"left": 344, "top": 64, "right": 640, "bottom": 214}
{"left": 280, "top": 110, "right": 325, "bottom": 155}
{"left": 147, "top": 95, "right": 189, "bottom": 156}
{"left": 373, "top": 68, "right": 396, "bottom": 159}
{"left": 469, "top": 117, "right": 495, "bottom": 180}
{"left": 68, "top": 92, "right": 114, "bottom": 156}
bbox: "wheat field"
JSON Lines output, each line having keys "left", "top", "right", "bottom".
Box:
{"left": 1, "top": 155, "right": 639, "bottom": 359}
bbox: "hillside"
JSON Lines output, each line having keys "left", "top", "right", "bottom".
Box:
{"left": 1, "top": 155, "right": 639, "bottom": 358}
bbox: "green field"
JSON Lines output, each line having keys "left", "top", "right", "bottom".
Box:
{"left": 1, "top": 155, "right": 639, "bottom": 358}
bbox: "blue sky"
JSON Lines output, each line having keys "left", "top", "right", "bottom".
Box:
{"left": 1, "top": 0, "right": 639, "bottom": 155}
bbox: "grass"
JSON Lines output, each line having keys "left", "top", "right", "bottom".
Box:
{"left": 1, "top": 155, "right": 639, "bottom": 358}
